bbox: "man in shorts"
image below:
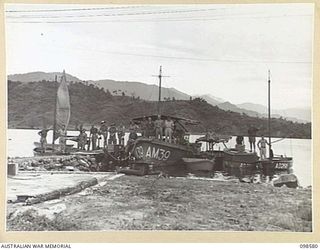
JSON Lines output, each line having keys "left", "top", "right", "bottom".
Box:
{"left": 248, "top": 126, "right": 258, "bottom": 152}
{"left": 257, "top": 135, "right": 269, "bottom": 159}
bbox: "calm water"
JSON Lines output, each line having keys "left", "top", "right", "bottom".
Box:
{"left": 7, "top": 129, "right": 312, "bottom": 187}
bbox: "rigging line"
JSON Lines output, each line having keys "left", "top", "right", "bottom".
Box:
{"left": 6, "top": 7, "right": 234, "bottom": 19}
{"left": 109, "top": 12, "right": 311, "bottom": 20}
{"left": 50, "top": 46, "right": 311, "bottom": 64}
{"left": 6, "top": 8, "right": 264, "bottom": 18}
{"left": 126, "top": 13, "right": 313, "bottom": 21}
{"left": 5, "top": 5, "right": 151, "bottom": 12}
{"left": 7, "top": 14, "right": 313, "bottom": 23}
{"left": 290, "top": 136, "right": 293, "bottom": 157}
{"left": 271, "top": 137, "right": 286, "bottom": 144}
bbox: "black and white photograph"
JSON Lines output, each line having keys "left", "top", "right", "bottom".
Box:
{"left": 5, "top": 3, "right": 314, "bottom": 233}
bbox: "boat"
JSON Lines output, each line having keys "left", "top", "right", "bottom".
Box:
{"left": 33, "top": 70, "right": 74, "bottom": 156}
{"left": 195, "top": 132, "right": 231, "bottom": 171}
{"left": 190, "top": 71, "right": 293, "bottom": 180}
{"left": 194, "top": 131, "right": 260, "bottom": 177}
{"left": 258, "top": 70, "right": 293, "bottom": 175}
{"left": 182, "top": 158, "right": 214, "bottom": 172}
{"left": 121, "top": 115, "right": 202, "bottom": 175}
{"left": 116, "top": 67, "right": 205, "bottom": 176}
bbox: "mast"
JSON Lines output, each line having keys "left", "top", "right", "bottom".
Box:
{"left": 52, "top": 75, "right": 58, "bottom": 146}
{"left": 158, "top": 66, "right": 162, "bottom": 114}
{"left": 268, "top": 70, "right": 271, "bottom": 157}
{"left": 152, "top": 66, "right": 169, "bottom": 115}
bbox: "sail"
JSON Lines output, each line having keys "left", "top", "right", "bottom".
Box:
{"left": 54, "top": 70, "right": 70, "bottom": 140}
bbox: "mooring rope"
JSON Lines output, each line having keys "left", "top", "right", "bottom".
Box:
{"left": 271, "top": 137, "right": 286, "bottom": 144}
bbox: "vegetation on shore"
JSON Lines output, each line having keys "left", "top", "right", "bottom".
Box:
{"left": 8, "top": 80, "right": 311, "bottom": 139}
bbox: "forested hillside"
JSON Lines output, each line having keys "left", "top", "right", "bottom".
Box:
{"left": 7, "top": 80, "right": 311, "bottom": 139}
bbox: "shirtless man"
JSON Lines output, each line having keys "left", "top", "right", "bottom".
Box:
{"left": 248, "top": 126, "right": 258, "bottom": 152}
{"left": 38, "top": 128, "right": 50, "bottom": 152}
{"left": 164, "top": 117, "right": 174, "bottom": 143}
{"left": 257, "top": 135, "right": 269, "bottom": 159}
{"left": 154, "top": 115, "right": 163, "bottom": 140}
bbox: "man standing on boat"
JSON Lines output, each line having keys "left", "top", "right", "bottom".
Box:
{"left": 108, "top": 123, "right": 117, "bottom": 144}
{"left": 128, "top": 121, "right": 138, "bottom": 141}
{"left": 145, "top": 117, "right": 155, "bottom": 138}
{"left": 164, "top": 116, "right": 174, "bottom": 143}
{"left": 99, "top": 121, "right": 108, "bottom": 148}
{"left": 154, "top": 115, "right": 163, "bottom": 140}
{"left": 126, "top": 120, "right": 139, "bottom": 154}
{"left": 248, "top": 126, "right": 258, "bottom": 152}
{"left": 76, "top": 124, "right": 83, "bottom": 149}
{"left": 235, "top": 135, "right": 245, "bottom": 152}
{"left": 173, "top": 121, "right": 185, "bottom": 144}
{"left": 257, "top": 135, "right": 269, "bottom": 159}
{"left": 90, "top": 125, "right": 99, "bottom": 150}
{"left": 78, "top": 129, "right": 87, "bottom": 150}
{"left": 38, "top": 128, "right": 50, "bottom": 152}
{"left": 140, "top": 116, "right": 147, "bottom": 137}
{"left": 117, "top": 124, "right": 125, "bottom": 145}
{"left": 58, "top": 125, "right": 67, "bottom": 153}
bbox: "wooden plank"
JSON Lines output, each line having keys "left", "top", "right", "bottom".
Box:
{"left": 25, "top": 177, "right": 98, "bottom": 205}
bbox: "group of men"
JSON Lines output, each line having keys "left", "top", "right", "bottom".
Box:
{"left": 235, "top": 126, "right": 271, "bottom": 160}
{"left": 77, "top": 116, "right": 182, "bottom": 152}
{"left": 78, "top": 121, "right": 126, "bottom": 151}
{"left": 38, "top": 121, "right": 270, "bottom": 159}
{"left": 138, "top": 115, "right": 184, "bottom": 144}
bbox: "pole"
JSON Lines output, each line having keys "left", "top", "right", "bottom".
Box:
{"left": 268, "top": 70, "right": 271, "bottom": 157}
{"left": 158, "top": 66, "right": 162, "bottom": 114}
{"left": 52, "top": 75, "right": 58, "bottom": 146}
{"left": 152, "top": 66, "right": 169, "bottom": 115}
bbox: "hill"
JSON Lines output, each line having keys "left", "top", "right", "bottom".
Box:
{"left": 88, "top": 79, "right": 190, "bottom": 101}
{"left": 7, "top": 80, "right": 311, "bottom": 139}
{"left": 193, "top": 94, "right": 223, "bottom": 106}
{"left": 237, "top": 102, "right": 268, "bottom": 114}
{"left": 7, "top": 72, "right": 311, "bottom": 123}
{"left": 8, "top": 71, "right": 81, "bottom": 83}
{"left": 216, "top": 102, "right": 261, "bottom": 118}
{"left": 237, "top": 102, "right": 311, "bottom": 123}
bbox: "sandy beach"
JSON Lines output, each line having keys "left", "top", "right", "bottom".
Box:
{"left": 6, "top": 172, "right": 312, "bottom": 232}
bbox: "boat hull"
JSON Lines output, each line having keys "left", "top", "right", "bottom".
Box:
{"left": 258, "top": 157, "right": 293, "bottom": 175}
{"left": 129, "top": 138, "right": 196, "bottom": 173}
{"left": 182, "top": 158, "right": 214, "bottom": 172}
{"left": 209, "top": 150, "right": 224, "bottom": 171}
{"left": 222, "top": 149, "right": 259, "bottom": 176}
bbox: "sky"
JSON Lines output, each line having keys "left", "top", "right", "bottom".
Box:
{"left": 4, "top": 3, "right": 314, "bottom": 110}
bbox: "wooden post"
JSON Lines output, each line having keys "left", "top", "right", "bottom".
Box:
{"left": 52, "top": 75, "right": 58, "bottom": 147}
{"left": 268, "top": 70, "right": 272, "bottom": 157}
